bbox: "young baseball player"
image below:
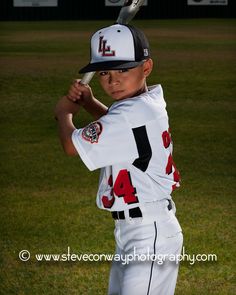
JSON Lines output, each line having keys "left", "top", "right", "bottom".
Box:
{"left": 55, "top": 24, "right": 183, "bottom": 295}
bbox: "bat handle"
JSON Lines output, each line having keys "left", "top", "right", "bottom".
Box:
{"left": 80, "top": 72, "right": 95, "bottom": 85}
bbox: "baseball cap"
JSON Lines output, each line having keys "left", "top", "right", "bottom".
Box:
{"left": 79, "top": 24, "right": 150, "bottom": 74}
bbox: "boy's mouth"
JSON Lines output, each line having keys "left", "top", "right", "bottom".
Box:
{"left": 111, "top": 90, "right": 124, "bottom": 96}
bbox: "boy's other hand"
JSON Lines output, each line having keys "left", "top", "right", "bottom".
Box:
{"left": 66, "top": 79, "right": 94, "bottom": 106}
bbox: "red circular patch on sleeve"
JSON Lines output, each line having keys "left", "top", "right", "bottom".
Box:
{"left": 82, "top": 122, "right": 103, "bottom": 144}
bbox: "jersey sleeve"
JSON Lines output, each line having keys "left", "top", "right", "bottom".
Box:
{"left": 71, "top": 110, "right": 139, "bottom": 171}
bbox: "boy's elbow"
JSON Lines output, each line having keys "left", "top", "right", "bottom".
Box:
{"left": 62, "top": 142, "right": 78, "bottom": 156}
{"left": 65, "top": 148, "right": 78, "bottom": 157}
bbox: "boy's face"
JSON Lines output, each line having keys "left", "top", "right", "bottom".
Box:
{"left": 97, "top": 59, "right": 153, "bottom": 101}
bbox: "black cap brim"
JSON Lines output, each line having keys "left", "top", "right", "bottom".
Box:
{"left": 79, "top": 60, "right": 144, "bottom": 74}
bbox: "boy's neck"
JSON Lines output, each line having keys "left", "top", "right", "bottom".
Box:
{"left": 132, "top": 83, "right": 148, "bottom": 98}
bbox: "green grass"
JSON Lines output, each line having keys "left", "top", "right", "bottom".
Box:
{"left": 0, "top": 19, "right": 236, "bottom": 294}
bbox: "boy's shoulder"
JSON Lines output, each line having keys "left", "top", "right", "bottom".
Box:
{"left": 108, "top": 84, "right": 167, "bottom": 126}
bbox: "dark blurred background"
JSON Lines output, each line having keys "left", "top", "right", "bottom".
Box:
{"left": 0, "top": 0, "right": 235, "bottom": 21}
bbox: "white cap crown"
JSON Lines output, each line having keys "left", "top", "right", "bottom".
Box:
{"left": 91, "top": 24, "right": 135, "bottom": 63}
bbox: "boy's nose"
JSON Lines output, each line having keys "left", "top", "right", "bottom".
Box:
{"left": 108, "top": 71, "right": 120, "bottom": 84}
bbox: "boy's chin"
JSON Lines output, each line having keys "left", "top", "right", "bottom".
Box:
{"left": 111, "top": 91, "right": 127, "bottom": 100}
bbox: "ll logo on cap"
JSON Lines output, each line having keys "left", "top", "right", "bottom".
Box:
{"left": 98, "top": 36, "right": 116, "bottom": 57}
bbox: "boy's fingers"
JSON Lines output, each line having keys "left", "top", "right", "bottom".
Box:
{"left": 68, "top": 88, "right": 82, "bottom": 98}
{"left": 74, "top": 79, "right": 90, "bottom": 91}
{"left": 74, "top": 79, "right": 82, "bottom": 88}
{"left": 67, "top": 93, "right": 82, "bottom": 102}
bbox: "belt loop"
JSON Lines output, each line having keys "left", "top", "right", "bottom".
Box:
{"left": 124, "top": 209, "right": 131, "bottom": 222}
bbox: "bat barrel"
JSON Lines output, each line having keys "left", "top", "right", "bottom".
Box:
{"left": 116, "top": 0, "right": 145, "bottom": 24}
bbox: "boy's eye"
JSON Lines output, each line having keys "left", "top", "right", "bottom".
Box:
{"left": 98, "top": 69, "right": 129, "bottom": 76}
{"left": 119, "top": 69, "right": 129, "bottom": 73}
{"left": 99, "top": 71, "right": 108, "bottom": 76}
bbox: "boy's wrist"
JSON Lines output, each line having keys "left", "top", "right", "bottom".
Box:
{"left": 54, "top": 96, "right": 80, "bottom": 120}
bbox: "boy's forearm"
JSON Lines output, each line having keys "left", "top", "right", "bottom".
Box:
{"left": 83, "top": 97, "right": 108, "bottom": 120}
{"left": 56, "top": 112, "right": 78, "bottom": 156}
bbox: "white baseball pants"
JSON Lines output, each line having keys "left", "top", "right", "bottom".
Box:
{"left": 108, "top": 199, "right": 183, "bottom": 295}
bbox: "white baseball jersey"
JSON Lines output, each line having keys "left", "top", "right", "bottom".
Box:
{"left": 72, "top": 85, "right": 180, "bottom": 212}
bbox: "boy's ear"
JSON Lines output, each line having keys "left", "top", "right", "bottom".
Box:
{"left": 143, "top": 59, "right": 153, "bottom": 77}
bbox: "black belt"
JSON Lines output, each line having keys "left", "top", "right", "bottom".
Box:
{"left": 112, "top": 200, "right": 172, "bottom": 220}
{"left": 112, "top": 207, "right": 142, "bottom": 220}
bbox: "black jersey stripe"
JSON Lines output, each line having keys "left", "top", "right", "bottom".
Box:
{"left": 147, "top": 221, "right": 158, "bottom": 295}
{"left": 132, "top": 126, "right": 152, "bottom": 172}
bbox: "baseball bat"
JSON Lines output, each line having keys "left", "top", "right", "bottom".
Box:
{"left": 80, "top": 0, "right": 145, "bottom": 85}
